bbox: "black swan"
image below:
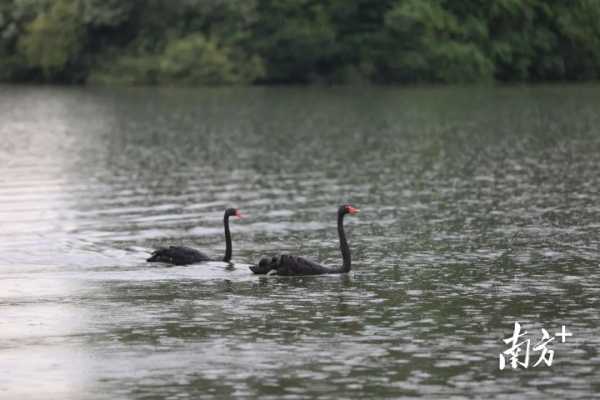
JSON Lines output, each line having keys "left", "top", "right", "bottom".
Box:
{"left": 250, "top": 204, "right": 359, "bottom": 275}
{"left": 147, "top": 208, "right": 242, "bottom": 265}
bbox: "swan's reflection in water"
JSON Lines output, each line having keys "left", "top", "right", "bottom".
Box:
{"left": 0, "top": 85, "right": 599, "bottom": 399}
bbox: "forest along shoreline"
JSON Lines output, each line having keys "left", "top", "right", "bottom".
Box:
{"left": 1, "top": 1, "right": 599, "bottom": 86}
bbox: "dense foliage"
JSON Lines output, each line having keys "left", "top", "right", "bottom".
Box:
{"left": 1, "top": 0, "right": 600, "bottom": 85}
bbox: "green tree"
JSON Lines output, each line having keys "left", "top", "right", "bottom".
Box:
{"left": 483, "top": 0, "right": 562, "bottom": 81}
{"left": 18, "top": 0, "right": 85, "bottom": 81}
{"left": 89, "top": 0, "right": 264, "bottom": 85}
{"left": 0, "top": 0, "right": 48, "bottom": 80}
{"left": 381, "top": 0, "right": 493, "bottom": 82}
{"left": 253, "top": 0, "right": 339, "bottom": 83}
{"left": 556, "top": 0, "right": 600, "bottom": 79}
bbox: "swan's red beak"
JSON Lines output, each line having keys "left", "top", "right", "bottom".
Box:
{"left": 347, "top": 206, "right": 360, "bottom": 215}
{"left": 235, "top": 209, "right": 243, "bottom": 219}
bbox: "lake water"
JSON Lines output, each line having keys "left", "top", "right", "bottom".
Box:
{"left": 0, "top": 85, "right": 599, "bottom": 399}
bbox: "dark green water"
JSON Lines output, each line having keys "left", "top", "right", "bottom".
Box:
{"left": 0, "top": 85, "right": 599, "bottom": 399}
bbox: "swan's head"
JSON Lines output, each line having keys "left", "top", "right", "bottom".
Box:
{"left": 250, "top": 256, "right": 278, "bottom": 274}
{"left": 341, "top": 204, "right": 360, "bottom": 215}
{"left": 225, "top": 208, "right": 243, "bottom": 219}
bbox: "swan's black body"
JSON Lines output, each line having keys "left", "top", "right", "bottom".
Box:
{"left": 147, "top": 208, "right": 240, "bottom": 265}
{"left": 146, "top": 246, "right": 210, "bottom": 265}
{"left": 250, "top": 205, "right": 358, "bottom": 275}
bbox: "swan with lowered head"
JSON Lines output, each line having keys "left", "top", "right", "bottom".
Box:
{"left": 250, "top": 204, "right": 359, "bottom": 275}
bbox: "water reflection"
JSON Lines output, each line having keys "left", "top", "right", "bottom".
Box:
{"left": 0, "top": 85, "right": 599, "bottom": 399}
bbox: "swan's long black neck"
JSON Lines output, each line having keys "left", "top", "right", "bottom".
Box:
{"left": 223, "top": 214, "right": 232, "bottom": 262}
{"left": 337, "top": 210, "right": 351, "bottom": 273}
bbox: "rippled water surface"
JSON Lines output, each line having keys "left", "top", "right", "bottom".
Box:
{"left": 1, "top": 85, "right": 599, "bottom": 399}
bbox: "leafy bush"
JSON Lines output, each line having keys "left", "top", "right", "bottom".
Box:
{"left": 158, "top": 34, "right": 237, "bottom": 85}
{"left": 88, "top": 52, "right": 161, "bottom": 85}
